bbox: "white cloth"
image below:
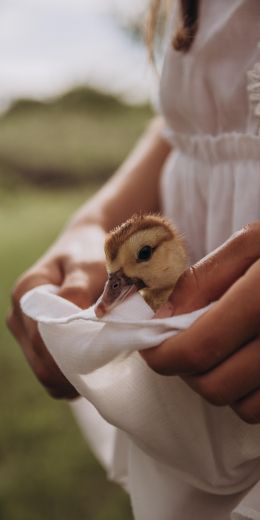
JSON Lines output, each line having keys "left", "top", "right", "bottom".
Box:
{"left": 21, "top": 285, "right": 208, "bottom": 376}
{"left": 21, "top": 285, "right": 260, "bottom": 520}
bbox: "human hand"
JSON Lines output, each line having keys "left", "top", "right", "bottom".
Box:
{"left": 142, "top": 222, "right": 260, "bottom": 423}
{"left": 7, "top": 224, "right": 107, "bottom": 399}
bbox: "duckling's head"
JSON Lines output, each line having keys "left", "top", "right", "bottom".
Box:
{"left": 94, "top": 214, "right": 187, "bottom": 317}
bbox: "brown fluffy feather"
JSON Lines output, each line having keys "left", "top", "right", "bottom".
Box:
{"left": 105, "top": 214, "right": 175, "bottom": 262}
{"left": 102, "top": 214, "right": 188, "bottom": 312}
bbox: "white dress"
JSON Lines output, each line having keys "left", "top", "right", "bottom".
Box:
{"left": 26, "top": 1, "right": 260, "bottom": 519}
{"left": 160, "top": 0, "right": 260, "bottom": 264}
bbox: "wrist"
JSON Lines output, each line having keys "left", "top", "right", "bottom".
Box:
{"left": 38, "top": 221, "right": 106, "bottom": 269}
{"left": 65, "top": 214, "right": 105, "bottom": 233}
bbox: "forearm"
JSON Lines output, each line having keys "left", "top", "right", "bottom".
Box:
{"left": 8, "top": 119, "right": 172, "bottom": 400}
{"left": 67, "top": 117, "right": 172, "bottom": 233}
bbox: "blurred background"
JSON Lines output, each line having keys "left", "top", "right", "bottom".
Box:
{"left": 0, "top": 0, "right": 157, "bottom": 518}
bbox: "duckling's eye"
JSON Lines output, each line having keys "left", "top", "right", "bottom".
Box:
{"left": 137, "top": 245, "right": 153, "bottom": 262}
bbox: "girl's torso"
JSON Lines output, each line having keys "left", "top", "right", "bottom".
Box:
{"left": 159, "top": 0, "right": 260, "bottom": 263}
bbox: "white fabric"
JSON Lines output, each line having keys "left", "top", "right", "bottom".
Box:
{"left": 231, "top": 482, "right": 260, "bottom": 520}
{"left": 160, "top": 0, "right": 260, "bottom": 264}
{"left": 21, "top": 1, "right": 260, "bottom": 518}
{"left": 21, "top": 284, "right": 260, "bottom": 520}
{"left": 21, "top": 285, "right": 209, "bottom": 375}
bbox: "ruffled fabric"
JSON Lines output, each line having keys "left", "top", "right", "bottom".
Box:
{"left": 247, "top": 44, "right": 260, "bottom": 117}
{"left": 163, "top": 128, "right": 260, "bottom": 162}
{"left": 247, "top": 43, "right": 260, "bottom": 134}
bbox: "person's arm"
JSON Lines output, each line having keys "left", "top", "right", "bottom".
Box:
{"left": 142, "top": 221, "right": 260, "bottom": 424}
{"left": 66, "top": 117, "right": 170, "bottom": 230}
{"left": 7, "top": 117, "right": 172, "bottom": 399}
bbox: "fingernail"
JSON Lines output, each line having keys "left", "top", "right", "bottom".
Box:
{"left": 155, "top": 302, "right": 174, "bottom": 318}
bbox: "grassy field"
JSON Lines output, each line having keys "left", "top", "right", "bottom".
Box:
{"left": 0, "top": 185, "right": 133, "bottom": 520}
{"left": 0, "top": 87, "right": 152, "bottom": 187}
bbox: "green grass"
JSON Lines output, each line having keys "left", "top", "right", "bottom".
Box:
{"left": 0, "top": 87, "right": 153, "bottom": 186}
{"left": 0, "top": 185, "right": 132, "bottom": 520}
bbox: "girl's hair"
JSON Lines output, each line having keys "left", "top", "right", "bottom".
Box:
{"left": 146, "top": 0, "right": 200, "bottom": 60}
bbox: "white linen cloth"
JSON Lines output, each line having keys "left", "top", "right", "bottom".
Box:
{"left": 21, "top": 285, "right": 260, "bottom": 520}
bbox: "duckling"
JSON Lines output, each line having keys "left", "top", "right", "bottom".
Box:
{"left": 94, "top": 214, "right": 188, "bottom": 317}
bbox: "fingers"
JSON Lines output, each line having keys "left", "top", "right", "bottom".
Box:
{"left": 143, "top": 260, "right": 260, "bottom": 375}
{"left": 143, "top": 225, "right": 260, "bottom": 424}
{"left": 58, "top": 268, "right": 92, "bottom": 308}
{"left": 232, "top": 389, "right": 260, "bottom": 424}
{"left": 7, "top": 308, "right": 78, "bottom": 399}
{"left": 7, "top": 266, "right": 79, "bottom": 399}
{"left": 10, "top": 267, "right": 59, "bottom": 343}
{"left": 183, "top": 335, "right": 260, "bottom": 406}
{"left": 7, "top": 225, "right": 107, "bottom": 400}
{"left": 11, "top": 267, "right": 59, "bottom": 309}
{"left": 58, "top": 261, "right": 107, "bottom": 308}
{"left": 183, "top": 334, "right": 260, "bottom": 424}
{"left": 143, "top": 258, "right": 260, "bottom": 424}
{"left": 169, "top": 221, "right": 260, "bottom": 315}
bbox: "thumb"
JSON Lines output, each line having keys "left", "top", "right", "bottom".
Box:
{"left": 58, "top": 262, "right": 107, "bottom": 309}
{"left": 158, "top": 223, "right": 260, "bottom": 316}
{"left": 58, "top": 268, "right": 92, "bottom": 309}
{"left": 9, "top": 264, "right": 62, "bottom": 341}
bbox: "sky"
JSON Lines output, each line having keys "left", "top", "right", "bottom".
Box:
{"left": 0, "top": 0, "right": 157, "bottom": 108}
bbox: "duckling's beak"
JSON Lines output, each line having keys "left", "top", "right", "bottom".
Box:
{"left": 94, "top": 270, "right": 144, "bottom": 318}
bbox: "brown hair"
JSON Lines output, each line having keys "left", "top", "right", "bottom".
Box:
{"left": 146, "top": 0, "right": 200, "bottom": 60}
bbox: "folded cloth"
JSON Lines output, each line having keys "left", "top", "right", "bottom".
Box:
{"left": 231, "top": 481, "right": 260, "bottom": 520}
{"left": 21, "top": 284, "right": 207, "bottom": 374}
{"left": 21, "top": 285, "right": 260, "bottom": 520}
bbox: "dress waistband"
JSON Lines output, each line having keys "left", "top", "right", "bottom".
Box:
{"left": 163, "top": 128, "right": 260, "bottom": 163}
